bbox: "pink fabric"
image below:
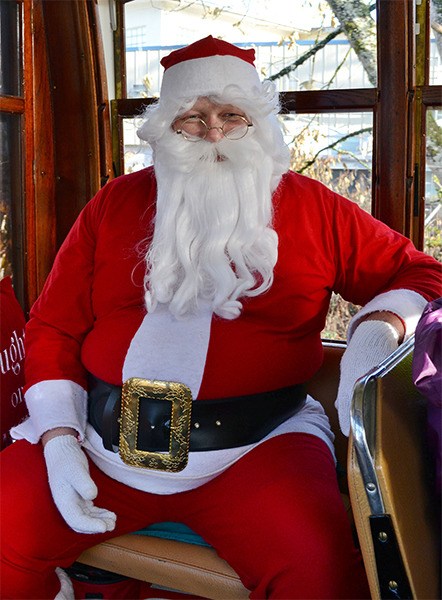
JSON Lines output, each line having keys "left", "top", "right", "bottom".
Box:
{"left": 0, "top": 433, "right": 369, "bottom": 599}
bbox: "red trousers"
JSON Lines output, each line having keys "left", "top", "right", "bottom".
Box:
{"left": 1, "top": 433, "right": 369, "bottom": 599}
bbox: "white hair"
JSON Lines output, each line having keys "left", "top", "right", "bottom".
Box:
{"left": 137, "top": 80, "right": 290, "bottom": 319}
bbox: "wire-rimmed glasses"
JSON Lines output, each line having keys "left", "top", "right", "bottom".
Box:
{"left": 174, "top": 115, "right": 253, "bottom": 142}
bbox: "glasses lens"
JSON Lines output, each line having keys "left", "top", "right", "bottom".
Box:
{"left": 223, "top": 116, "right": 250, "bottom": 140}
{"left": 180, "top": 117, "right": 207, "bottom": 142}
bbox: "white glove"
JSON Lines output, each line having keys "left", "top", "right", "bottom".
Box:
{"left": 44, "top": 435, "right": 117, "bottom": 534}
{"left": 335, "top": 320, "right": 400, "bottom": 436}
{"left": 54, "top": 567, "right": 74, "bottom": 600}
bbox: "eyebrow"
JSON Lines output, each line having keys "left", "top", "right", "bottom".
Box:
{"left": 180, "top": 107, "right": 246, "bottom": 118}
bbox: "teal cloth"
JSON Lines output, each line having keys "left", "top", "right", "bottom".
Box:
{"left": 135, "top": 522, "right": 211, "bottom": 547}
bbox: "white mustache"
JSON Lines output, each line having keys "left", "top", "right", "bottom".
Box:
{"left": 155, "top": 129, "right": 259, "bottom": 175}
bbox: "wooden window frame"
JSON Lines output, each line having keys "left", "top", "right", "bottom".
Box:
{"left": 1, "top": 0, "right": 113, "bottom": 312}
{"left": 0, "top": 0, "right": 55, "bottom": 311}
{"left": 412, "top": 0, "right": 442, "bottom": 250}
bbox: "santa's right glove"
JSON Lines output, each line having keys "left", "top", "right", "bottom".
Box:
{"left": 44, "top": 435, "right": 117, "bottom": 534}
{"left": 335, "top": 320, "right": 400, "bottom": 436}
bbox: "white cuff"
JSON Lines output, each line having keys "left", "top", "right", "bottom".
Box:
{"left": 10, "top": 380, "right": 87, "bottom": 444}
{"left": 348, "top": 289, "right": 428, "bottom": 341}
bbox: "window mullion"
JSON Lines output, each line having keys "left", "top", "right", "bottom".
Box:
{"left": 375, "top": 0, "right": 412, "bottom": 236}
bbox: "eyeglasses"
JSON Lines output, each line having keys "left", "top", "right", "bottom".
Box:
{"left": 174, "top": 115, "right": 253, "bottom": 142}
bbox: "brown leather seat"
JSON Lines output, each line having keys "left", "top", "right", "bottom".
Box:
{"left": 78, "top": 343, "right": 348, "bottom": 598}
{"left": 348, "top": 336, "right": 440, "bottom": 600}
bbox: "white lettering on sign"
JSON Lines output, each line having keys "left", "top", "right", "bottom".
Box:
{"left": 11, "top": 385, "right": 24, "bottom": 408}
{"left": 0, "top": 328, "right": 25, "bottom": 376}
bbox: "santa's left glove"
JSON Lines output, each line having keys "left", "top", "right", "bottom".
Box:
{"left": 335, "top": 320, "right": 400, "bottom": 437}
{"left": 44, "top": 434, "right": 117, "bottom": 534}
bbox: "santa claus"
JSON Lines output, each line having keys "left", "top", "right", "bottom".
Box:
{"left": 1, "top": 36, "right": 441, "bottom": 599}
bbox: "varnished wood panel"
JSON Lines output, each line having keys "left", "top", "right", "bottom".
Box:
{"left": 42, "top": 0, "right": 101, "bottom": 247}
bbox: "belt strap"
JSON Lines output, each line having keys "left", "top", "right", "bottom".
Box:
{"left": 88, "top": 375, "right": 306, "bottom": 453}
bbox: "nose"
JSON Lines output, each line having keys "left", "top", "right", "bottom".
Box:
{"left": 205, "top": 125, "right": 223, "bottom": 143}
{"left": 204, "top": 115, "right": 224, "bottom": 142}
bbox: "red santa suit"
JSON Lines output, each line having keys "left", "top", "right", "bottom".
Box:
{"left": 11, "top": 167, "right": 441, "bottom": 494}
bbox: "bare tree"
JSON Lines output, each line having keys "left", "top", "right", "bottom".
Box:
{"left": 430, "top": 0, "right": 442, "bottom": 59}
{"left": 325, "top": 0, "right": 377, "bottom": 85}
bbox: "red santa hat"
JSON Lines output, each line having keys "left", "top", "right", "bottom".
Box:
{"left": 159, "top": 36, "right": 262, "bottom": 101}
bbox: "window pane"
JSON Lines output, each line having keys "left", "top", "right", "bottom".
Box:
{"left": 122, "top": 115, "right": 152, "bottom": 173}
{"left": 281, "top": 111, "right": 373, "bottom": 213}
{"left": 124, "top": 0, "right": 377, "bottom": 98}
{"left": 429, "top": 13, "right": 442, "bottom": 85}
{"left": 0, "top": 112, "right": 24, "bottom": 302}
{"left": 0, "top": 0, "right": 22, "bottom": 97}
{"left": 424, "top": 108, "right": 442, "bottom": 261}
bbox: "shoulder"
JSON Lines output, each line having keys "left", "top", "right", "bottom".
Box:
{"left": 273, "top": 170, "right": 339, "bottom": 225}
{"left": 85, "top": 167, "right": 157, "bottom": 222}
{"left": 275, "top": 170, "right": 375, "bottom": 222}
{"left": 275, "top": 170, "right": 337, "bottom": 208}
{"left": 98, "top": 166, "right": 156, "bottom": 199}
{"left": 278, "top": 170, "right": 331, "bottom": 193}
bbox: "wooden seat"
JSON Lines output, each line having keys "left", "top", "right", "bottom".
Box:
{"left": 77, "top": 343, "right": 348, "bottom": 598}
{"left": 348, "top": 336, "right": 440, "bottom": 600}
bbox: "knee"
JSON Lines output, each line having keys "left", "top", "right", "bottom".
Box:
{"left": 246, "top": 514, "right": 367, "bottom": 599}
{"left": 249, "top": 542, "right": 368, "bottom": 600}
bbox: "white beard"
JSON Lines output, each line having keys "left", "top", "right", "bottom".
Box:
{"left": 144, "top": 128, "right": 284, "bottom": 320}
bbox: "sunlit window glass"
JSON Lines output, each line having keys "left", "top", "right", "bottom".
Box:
{"left": 424, "top": 108, "right": 442, "bottom": 261}
{"left": 122, "top": 115, "right": 152, "bottom": 173}
{"left": 0, "top": 0, "right": 22, "bottom": 97}
{"left": 0, "top": 113, "right": 23, "bottom": 288}
{"left": 124, "top": 0, "right": 377, "bottom": 98}
{"left": 280, "top": 111, "right": 373, "bottom": 213}
{"left": 429, "top": 10, "right": 442, "bottom": 86}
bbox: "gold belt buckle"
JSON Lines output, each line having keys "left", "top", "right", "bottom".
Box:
{"left": 119, "top": 377, "right": 192, "bottom": 472}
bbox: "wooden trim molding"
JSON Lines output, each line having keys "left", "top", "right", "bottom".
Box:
{"left": 29, "top": 0, "right": 56, "bottom": 309}
{"left": 374, "top": 0, "right": 411, "bottom": 235}
{"left": 42, "top": 0, "right": 102, "bottom": 248}
{"left": 279, "top": 89, "right": 377, "bottom": 113}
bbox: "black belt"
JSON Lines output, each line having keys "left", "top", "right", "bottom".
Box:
{"left": 88, "top": 375, "right": 306, "bottom": 453}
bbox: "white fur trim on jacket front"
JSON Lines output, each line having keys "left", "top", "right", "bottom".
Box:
{"left": 122, "top": 301, "right": 213, "bottom": 398}
{"left": 348, "top": 289, "right": 428, "bottom": 341}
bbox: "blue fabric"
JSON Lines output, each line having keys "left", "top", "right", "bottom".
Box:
{"left": 134, "top": 521, "right": 211, "bottom": 547}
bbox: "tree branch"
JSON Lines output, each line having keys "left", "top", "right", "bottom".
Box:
{"left": 297, "top": 126, "right": 372, "bottom": 173}
{"left": 267, "top": 25, "right": 343, "bottom": 81}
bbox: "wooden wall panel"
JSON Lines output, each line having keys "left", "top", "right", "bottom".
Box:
{"left": 29, "top": 0, "right": 56, "bottom": 306}
{"left": 42, "top": 0, "right": 102, "bottom": 247}
{"left": 375, "top": 0, "right": 411, "bottom": 235}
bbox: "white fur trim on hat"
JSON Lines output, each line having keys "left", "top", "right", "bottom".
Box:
{"left": 160, "top": 54, "right": 262, "bottom": 101}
